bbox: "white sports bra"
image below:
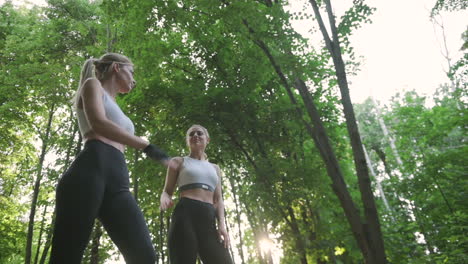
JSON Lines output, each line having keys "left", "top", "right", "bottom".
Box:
{"left": 77, "top": 90, "right": 135, "bottom": 136}
{"left": 177, "top": 157, "right": 219, "bottom": 192}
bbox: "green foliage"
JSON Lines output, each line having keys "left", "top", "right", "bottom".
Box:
{"left": 355, "top": 86, "right": 468, "bottom": 263}
{"left": 1, "top": 0, "right": 466, "bottom": 263}
{"left": 431, "top": 0, "right": 468, "bottom": 16}
{"left": 0, "top": 196, "right": 27, "bottom": 262}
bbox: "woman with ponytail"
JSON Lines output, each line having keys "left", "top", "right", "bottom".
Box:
{"left": 49, "top": 53, "right": 168, "bottom": 264}
{"left": 160, "top": 124, "right": 233, "bottom": 264}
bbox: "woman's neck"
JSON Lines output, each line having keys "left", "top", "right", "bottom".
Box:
{"left": 189, "top": 150, "right": 205, "bottom": 160}
{"left": 101, "top": 79, "right": 118, "bottom": 99}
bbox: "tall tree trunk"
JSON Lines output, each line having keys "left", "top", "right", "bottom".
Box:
{"left": 308, "top": 1, "right": 387, "bottom": 262}
{"left": 285, "top": 205, "right": 308, "bottom": 264}
{"left": 160, "top": 213, "right": 165, "bottom": 264}
{"left": 223, "top": 208, "right": 236, "bottom": 264}
{"left": 302, "top": 199, "right": 318, "bottom": 243}
{"left": 372, "top": 98, "right": 404, "bottom": 170}
{"left": 362, "top": 144, "right": 393, "bottom": 216}
{"left": 228, "top": 175, "right": 246, "bottom": 264}
{"left": 132, "top": 150, "right": 140, "bottom": 203}
{"left": 90, "top": 221, "right": 103, "bottom": 264}
{"left": 167, "top": 213, "right": 171, "bottom": 262}
{"left": 372, "top": 146, "right": 393, "bottom": 178}
{"left": 33, "top": 204, "right": 48, "bottom": 264}
{"left": 25, "top": 104, "right": 55, "bottom": 264}
{"left": 38, "top": 214, "right": 54, "bottom": 264}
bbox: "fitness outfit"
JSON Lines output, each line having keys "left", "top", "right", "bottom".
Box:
{"left": 49, "top": 90, "right": 156, "bottom": 264}
{"left": 168, "top": 157, "right": 233, "bottom": 264}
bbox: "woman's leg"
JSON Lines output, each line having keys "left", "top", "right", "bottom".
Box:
{"left": 98, "top": 191, "right": 156, "bottom": 264}
{"left": 168, "top": 200, "right": 198, "bottom": 264}
{"left": 96, "top": 142, "right": 156, "bottom": 264}
{"left": 49, "top": 149, "right": 105, "bottom": 264}
{"left": 195, "top": 201, "right": 233, "bottom": 264}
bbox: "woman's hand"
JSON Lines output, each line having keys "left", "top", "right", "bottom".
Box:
{"left": 159, "top": 191, "right": 174, "bottom": 211}
{"left": 143, "top": 144, "right": 170, "bottom": 165}
{"left": 217, "top": 224, "right": 230, "bottom": 248}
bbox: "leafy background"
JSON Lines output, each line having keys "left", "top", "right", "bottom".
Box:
{"left": 0, "top": 0, "right": 466, "bottom": 263}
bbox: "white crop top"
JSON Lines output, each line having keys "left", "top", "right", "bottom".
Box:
{"left": 77, "top": 90, "right": 135, "bottom": 136}
{"left": 177, "top": 157, "right": 219, "bottom": 192}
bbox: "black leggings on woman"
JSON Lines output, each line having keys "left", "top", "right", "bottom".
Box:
{"left": 49, "top": 140, "right": 156, "bottom": 264}
{"left": 168, "top": 197, "right": 233, "bottom": 264}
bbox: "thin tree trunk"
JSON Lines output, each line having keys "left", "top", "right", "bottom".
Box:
{"left": 160, "top": 212, "right": 165, "bottom": 264}
{"left": 308, "top": 1, "right": 386, "bottom": 262}
{"left": 90, "top": 221, "right": 103, "bottom": 264}
{"left": 38, "top": 215, "right": 54, "bottom": 264}
{"left": 165, "top": 213, "right": 171, "bottom": 264}
{"left": 228, "top": 175, "right": 246, "bottom": 264}
{"left": 362, "top": 144, "right": 393, "bottom": 217}
{"left": 223, "top": 209, "right": 236, "bottom": 264}
{"left": 303, "top": 199, "right": 318, "bottom": 243}
{"left": 33, "top": 204, "right": 48, "bottom": 264}
{"left": 25, "top": 104, "right": 55, "bottom": 264}
{"left": 372, "top": 97, "right": 404, "bottom": 170}
{"left": 286, "top": 205, "right": 308, "bottom": 264}
{"left": 132, "top": 150, "right": 140, "bottom": 203}
{"left": 372, "top": 146, "right": 393, "bottom": 177}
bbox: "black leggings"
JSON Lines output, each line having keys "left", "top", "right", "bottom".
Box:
{"left": 49, "top": 140, "right": 156, "bottom": 264}
{"left": 168, "top": 197, "right": 233, "bottom": 264}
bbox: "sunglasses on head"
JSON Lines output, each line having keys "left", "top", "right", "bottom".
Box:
{"left": 189, "top": 131, "right": 204, "bottom": 137}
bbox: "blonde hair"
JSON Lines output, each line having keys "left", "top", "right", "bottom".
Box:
{"left": 72, "top": 53, "right": 133, "bottom": 108}
{"left": 186, "top": 125, "right": 210, "bottom": 159}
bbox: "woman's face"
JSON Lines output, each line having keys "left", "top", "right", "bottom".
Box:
{"left": 187, "top": 126, "right": 210, "bottom": 150}
{"left": 116, "top": 64, "right": 136, "bottom": 93}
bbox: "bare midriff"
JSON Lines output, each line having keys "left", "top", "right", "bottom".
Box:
{"left": 180, "top": 188, "right": 214, "bottom": 204}
{"left": 83, "top": 131, "right": 125, "bottom": 153}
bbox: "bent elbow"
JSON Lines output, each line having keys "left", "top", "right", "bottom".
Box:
{"left": 88, "top": 118, "right": 109, "bottom": 135}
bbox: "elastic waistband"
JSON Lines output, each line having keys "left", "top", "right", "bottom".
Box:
{"left": 179, "top": 197, "right": 214, "bottom": 209}
{"left": 84, "top": 139, "right": 124, "bottom": 157}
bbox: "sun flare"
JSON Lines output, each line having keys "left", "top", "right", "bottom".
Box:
{"left": 259, "top": 238, "right": 275, "bottom": 254}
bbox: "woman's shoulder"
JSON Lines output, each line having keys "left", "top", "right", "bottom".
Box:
{"left": 81, "top": 78, "right": 103, "bottom": 93}
{"left": 171, "top": 156, "right": 184, "bottom": 162}
{"left": 82, "top": 77, "right": 100, "bottom": 87}
{"left": 166, "top": 157, "right": 184, "bottom": 173}
{"left": 170, "top": 157, "right": 184, "bottom": 166}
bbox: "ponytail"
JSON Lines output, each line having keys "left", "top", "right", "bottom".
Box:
{"left": 72, "top": 53, "right": 132, "bottom": 109}
{"left": 72, "top": 58, "right": 97, "bottom": 109}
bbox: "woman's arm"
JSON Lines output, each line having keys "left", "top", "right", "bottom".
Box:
{"left": 160, "top": 157, "right": 182, "bottom": 210}
{"left": 81, "top": 78, "right": 149, "bottom": 150}
{"left": 213, "top": 164, "right": 230, "bottom": 248}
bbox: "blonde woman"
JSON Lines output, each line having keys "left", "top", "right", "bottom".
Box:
{"left": 160, "top": 125, "right": 233, "bottom": 264}
{"left": 50, "top": 53, "right": 169, "bottom": 264}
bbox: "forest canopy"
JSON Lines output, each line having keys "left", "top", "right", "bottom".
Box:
{"left": 0, "top": 0, "right": 466, "bottom": 263}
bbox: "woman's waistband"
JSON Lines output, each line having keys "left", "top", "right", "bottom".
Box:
{"left": 83, "top": 139, "right": 125, "bottom": 157}
{"left": 179, "top": 197, "right": 215, "bottom": 209}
